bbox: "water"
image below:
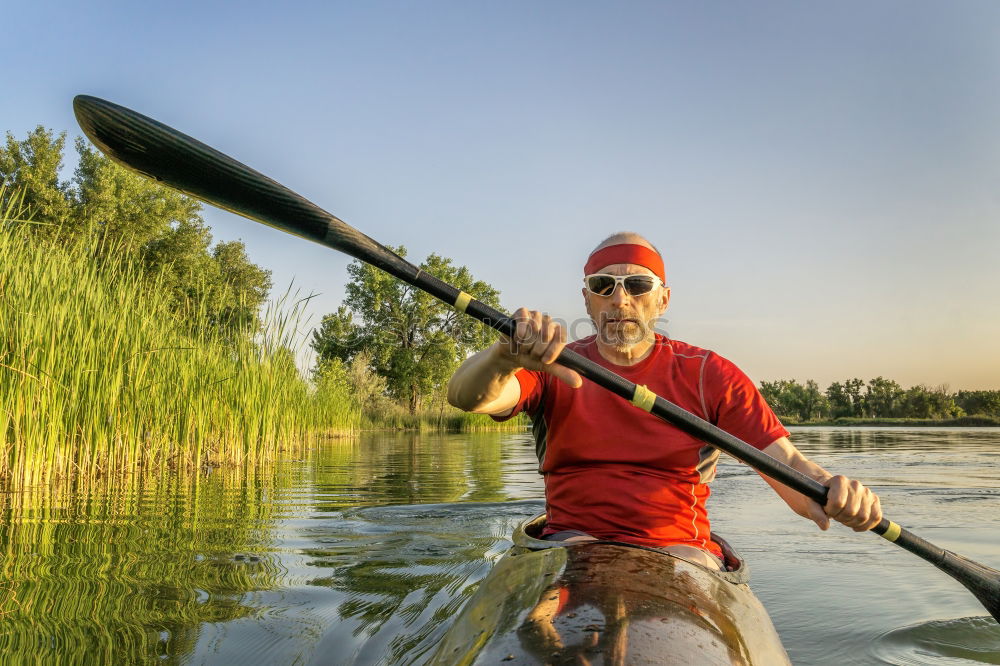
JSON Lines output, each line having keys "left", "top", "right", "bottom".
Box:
{"left": 1, "top": 428, "right": 998, "bottom": 664}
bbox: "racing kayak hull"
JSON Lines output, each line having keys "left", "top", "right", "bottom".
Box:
{"left": 426, "top": 514, "right": 789, "bottom": 665}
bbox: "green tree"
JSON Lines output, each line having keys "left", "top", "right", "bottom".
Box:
{"left": 844, "top": 378, "right": 865, "bottom": 416}
{"left": 72, "top": 138, "right": 204, "bottom": 252}
{"left": 2, "top": 127, "right": 272, "bottom": 336}
{"left": 347, "top": 351, "right": 390, "bottom": 413}
{"left": 899, "top": 385, "right": 962, "bottom": 419}
{"left": 761, "top": 379, "right": 828, "bottom": 422}
{"left": 826, "top": 378, "right": 865, "bottom": 418}
{"left": 141, "top": 217, "right": 217, "bottom": 310}
{"left": 864, "top": 376, "right": 904, "bottom": 418}
{"left": 0, "top": 127, "right": 72, "bottom": 229}
{"left": 789, "top": 379, "right": 828, "bottom": 422}
{"left": 825, "top": 381, "right": 851, "bottom": 418}
{"left": 208, "top": 240, "right": 272, "bottom": 333}
{"left": 311, "top": 306, "right": 368, "bottom": 366}
{"left": 760, "top": 379, "right": 797, "bottom": 419}
{"left": 312, "top": 247, "right": 502, "bottom": 413}
{"left": 955, "top": 391, "right": 1000, "bottom": 417}
{"left": 142, "top": 221, "right": 271, "bottom": 335}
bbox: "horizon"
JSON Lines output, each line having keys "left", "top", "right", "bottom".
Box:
{"left": 5, "top": 1, "right": 998, "bottom": 389}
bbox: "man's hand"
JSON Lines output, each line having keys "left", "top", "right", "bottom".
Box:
{"left": 807, "top": 475, "right": 883, "bottom": 532}
{"left": 447, "top": 308, "right": 582, "bottom": 414}
{"left": 498, "top": 308, "right": 582, "bottom": 388}
{"left": 760, "top": 437, "right": 883, "bottom": 532}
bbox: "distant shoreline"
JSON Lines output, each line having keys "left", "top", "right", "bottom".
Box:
{"left": 783, "top": 416, "right": 1000, "bottom": 428}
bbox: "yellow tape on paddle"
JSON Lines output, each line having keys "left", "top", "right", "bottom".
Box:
{"left": 631, "top": 384, "right": 656, "bottom": 412}
{"left": 454, "top": 291, "right": 473, "bottom": 313}
{"left": 880, "top": 521, "right": 902, "bottom": 542}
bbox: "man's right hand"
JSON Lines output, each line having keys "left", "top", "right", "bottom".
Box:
{"left": 447, "top": 308, "right": 582, "bottom": 414}
{"left": 497, "top": 308, "right": 582, "bottom": 388}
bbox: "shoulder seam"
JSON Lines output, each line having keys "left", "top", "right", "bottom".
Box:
{"left": 698, "top": 351, "right": 711, "bottom": 420}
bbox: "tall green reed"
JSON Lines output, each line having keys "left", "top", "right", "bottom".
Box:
{"left": 1, "top": 189, "right": 360, "bottom": 487}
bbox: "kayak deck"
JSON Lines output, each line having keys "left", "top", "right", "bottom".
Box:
{"left": 426, "top": 514, "right": 789, "bottom": 665}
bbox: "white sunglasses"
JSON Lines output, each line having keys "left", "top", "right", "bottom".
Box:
{"left": 583, "top": 273, "right": 662, "bottom": 297}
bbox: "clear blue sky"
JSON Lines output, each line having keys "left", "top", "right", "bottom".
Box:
{"left": 6, "top": 1, "right": 999, "bottom": 389}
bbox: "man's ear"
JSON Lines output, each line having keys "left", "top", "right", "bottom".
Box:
{"left": 659, "top": 287, "right": 671, "bottom": 316}
{"left": 582, "top": 288, "right": 592, "bottom": 318}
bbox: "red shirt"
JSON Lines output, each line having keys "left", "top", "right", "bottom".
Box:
{"left": 496, "top": 335, "right": 788, "bottom": 558}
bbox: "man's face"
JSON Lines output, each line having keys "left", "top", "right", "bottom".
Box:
{"left": 583, "top": 263, "right": 670, "bottom": 352}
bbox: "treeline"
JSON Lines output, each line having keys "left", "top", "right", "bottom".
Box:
{"left": 760, "top": 377, "right": 1000, "bottom": 423}
{"left": 1, "top": 127, "right": 271, "bottom": 335}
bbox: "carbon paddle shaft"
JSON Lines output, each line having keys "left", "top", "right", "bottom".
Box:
{"left": 72, "top": 95, "right": 1000, "bottom": 621}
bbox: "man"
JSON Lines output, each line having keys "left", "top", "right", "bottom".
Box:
{"left": 447, "top": 232, "right": 881, "bottom": 569}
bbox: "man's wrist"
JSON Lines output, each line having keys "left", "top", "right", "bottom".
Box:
{"left": 489, "top": 341, "right": 522, "bottom": 375}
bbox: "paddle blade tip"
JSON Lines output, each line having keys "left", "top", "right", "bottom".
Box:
{"left": 947, "top": 553, "right": 1000, "bottom": 625}
{"left": 72, "top": 94, "right": 129, "bottom": 160}
{"left": 70, "top": 94, "right": 174, "bottom": 187}
{"left": 72, "top": 94, "right": 116, "bottom": 133}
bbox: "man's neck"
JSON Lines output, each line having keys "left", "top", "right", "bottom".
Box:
{"left": 594, "top": 335, "right": 656, "bottom": 367}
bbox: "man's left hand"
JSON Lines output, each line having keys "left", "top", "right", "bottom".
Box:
{"left": 807, "top": 475, "right": 883, "bottom": 532}
{"left": 760, "top": 438, "right": 884, "bottom": 533}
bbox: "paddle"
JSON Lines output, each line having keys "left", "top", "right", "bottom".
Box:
{"left": 72, "top": 94, "right": 1000, "bottom": 622}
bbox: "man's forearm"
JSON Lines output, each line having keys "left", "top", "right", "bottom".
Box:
{"left": 447, "top": 343, "right": 521, "bottom": 414}
{"left": 759, "top": 437, "right": 882, "bottom": 532}
{"left": 759, "top": 438, "right": 833, "bottom": 519}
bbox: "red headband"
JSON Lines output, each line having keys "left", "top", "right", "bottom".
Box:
{"left": 584, "top": 244, "right": 665, "bottom": 282}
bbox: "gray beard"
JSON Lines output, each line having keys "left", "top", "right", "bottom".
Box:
{"left": 598, "top": 320, "right": 647, "bottom": 351}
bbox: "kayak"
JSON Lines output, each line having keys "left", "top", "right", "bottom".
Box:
{"left": 426, "top": 513, "right": 790, "bottom": 665}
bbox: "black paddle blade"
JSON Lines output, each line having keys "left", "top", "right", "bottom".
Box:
{"left": 943, "top": 551, "right": 1000, "bottom": 623}
{"left": 72, "top": 95, "right": 417, "bottom": 284}
{"left": 879, "top": 520, "right": 1000, "bottom": 623}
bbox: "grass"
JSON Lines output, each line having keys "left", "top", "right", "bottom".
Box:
{"left": 360, "top": 405, "right": 528, "bottom": 432}
{"left": 1, "top": 191, "right": 361, "bottom": 487}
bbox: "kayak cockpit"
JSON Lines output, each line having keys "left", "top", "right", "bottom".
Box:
{"left": 513, "top": 512, "right": 749, "bottom": 580}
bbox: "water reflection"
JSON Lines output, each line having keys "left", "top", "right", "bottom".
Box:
{"left": 0, "top": 470, "right": 284, "bottom": 664}
{"left": 310, "top": 435, "right": 461, "bottom": 508}
{"left": 790, "top": 426, "right": 1000, "bottom": 454}
{"left": 1, "top": 428, "right": 997, "bottom": 664}
{"left": 294, "top": 431, "right": 539, "bottom": 512}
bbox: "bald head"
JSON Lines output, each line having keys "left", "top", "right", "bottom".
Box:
{"left": 591, "top": 231, "right": 660, "bottom": 256}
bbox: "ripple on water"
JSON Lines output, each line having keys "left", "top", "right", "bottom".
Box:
{"left": 870, "top": 617, "right": 1000, "bottom": 665}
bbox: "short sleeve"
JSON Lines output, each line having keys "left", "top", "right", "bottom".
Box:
{"left": 490, "top": 368, "right": 545, "bottom": 421}
{"left": 702, "top": 354, "right": 789, "bottom": 450}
